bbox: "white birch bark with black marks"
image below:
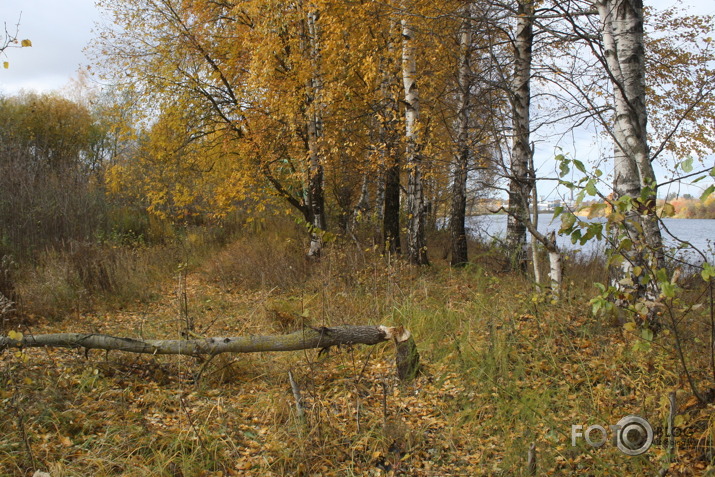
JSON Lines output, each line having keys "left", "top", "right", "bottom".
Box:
{"left": 450, "top": 3, "right": 474, "bottom": 267}
{"left": 505, "top": 0, "right": 535, "bottom": 272}
{"left": 401, "top": 10, "right": 429, "bottom": 265}
{"left": 305, "top": 8, "right": 326, "bottom": 258}
{"left": 597, "top": 0, "right": 664, "bottom": 300}
{"left": 531, "top": 174, "right": 542, "bottom": 290}
{"left": 547, "top": 231, "right": 562, "bottom": 298}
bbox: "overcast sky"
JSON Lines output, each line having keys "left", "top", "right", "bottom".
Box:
{"left": 0, "top": 0, "right": 102, "bottom": 95}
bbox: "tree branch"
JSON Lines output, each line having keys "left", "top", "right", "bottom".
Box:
{"left": 1, "top": 325, "right": 419, "bottom": 380}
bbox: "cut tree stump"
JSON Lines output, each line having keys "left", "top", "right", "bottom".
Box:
{"left": 0, "top": 325, "right": 420, "bottom": 381}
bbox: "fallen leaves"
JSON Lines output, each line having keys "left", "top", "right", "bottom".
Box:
{"left": 1, "top": 261, "right": 713, "bottom": 476}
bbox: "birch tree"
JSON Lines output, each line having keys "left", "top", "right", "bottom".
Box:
{"left": 596, "top": 0, "right": 665, "bottom": 305}
{"left": 401, "top": 6, "right": 429, "bottom": 265}
{"left": 540, "top": 1, "right": 713, "bottom": 304}
{"left": 303, "top": 6, "right": 326, "bottom": 258}
{"left": 504, "top": 0, "right": 535, "bottom": 272}
{"left": 448, "top": 3, "right": 475, "bottom": 267}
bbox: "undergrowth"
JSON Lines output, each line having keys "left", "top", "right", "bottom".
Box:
{"left": 1, "top": 226, "right": 714, "bottom": 476}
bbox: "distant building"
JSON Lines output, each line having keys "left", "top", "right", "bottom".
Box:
{"left": 537, "top": 199, "right": 562, "bottom": 212}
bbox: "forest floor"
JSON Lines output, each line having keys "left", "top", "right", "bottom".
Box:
{"left": 1, "top": 237, "right": 715, "bottom": 476}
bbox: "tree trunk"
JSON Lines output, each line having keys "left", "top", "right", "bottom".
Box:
{"left": 449, "top": 4, "right": 474, "bottom": 267}
{"left": 1, "top": 326, "right": 420, "bottom": 381}
{"left": 401, "top": 11, "right": 429, "bottom": 266}
{"left": 548, "top": 244, "right": 562, "bottom": 298}
{"left": 379, "top": 20, "right": 402, "bottom": 255}
{"left": 531, "top": 178, "right": 542, "bottom": 290}
{"left": 383, "top": 159, "right": 402, "bottom": 254}
{"left": 305, "top": 8, "right": 326, "bottom": 258}
{"left": 505, "top": 0, "right": 534, "bottom": 272}
{"left": 598, "top": 0, "right": 664, "bottom": 302}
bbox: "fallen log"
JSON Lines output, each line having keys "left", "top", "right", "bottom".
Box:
{"left": 0, "top": 325, "right": 419, "bottom": 381}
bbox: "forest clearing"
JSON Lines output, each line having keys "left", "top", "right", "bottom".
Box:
{"left": 1, "top": 225, "right": 714, "bottom": 476}
{"left": 2, "top": 0, "right": 715, "bottom": 475}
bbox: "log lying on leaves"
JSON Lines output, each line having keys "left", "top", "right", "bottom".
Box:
{"left": 0, "top": 325, "right": 420, "bottom": 381}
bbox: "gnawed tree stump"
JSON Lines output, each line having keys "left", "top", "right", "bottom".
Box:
{"left": 0, "top": 325, "right": 420, "bottom": 381}
{"left": 394, "top": 328, "right": 420, "bottom": 381}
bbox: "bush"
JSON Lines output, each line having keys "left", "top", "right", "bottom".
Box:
{"left": 15, "top": 242, "right": 181, "bottom": 319}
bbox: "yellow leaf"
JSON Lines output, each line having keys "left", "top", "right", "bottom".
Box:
{"left": 8, "top": 330, "right": 23, "bottom": 341}
{"left": 2, "top": 62, "right": 8, "bottom": 69}
{"left": 623, "top": 322, "right": 637, "bottom": 332}
{"left": 661, "top": 202, "right": 675, "bottom": 217}
{"left": 21, "top": 39, "right": 32, "bottom": 47}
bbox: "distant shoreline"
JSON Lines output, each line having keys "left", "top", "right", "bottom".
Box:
{"left": 465, "top": 197, "right": 715, "bottom": 220}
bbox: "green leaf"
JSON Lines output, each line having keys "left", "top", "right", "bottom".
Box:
{"left": 619, "top": 238, "right": 633, "bottom": 251}
{"left": 633, "top": 340, "right": 651, "bottom": 352}
{"left": 702, "top": 263, "right": 715, "bottom": 282}
{"left": 559, "top": 160, "right": 570, "bottom": 178}
{"left": 661, "top": 281, "right": 676, "bottom": 299}
{"left": 700, "top": 185, "right": 714, "bottom": 202}
{"left": 573, "top": 159, "right": 587, "bottom": 174}
{"left": 681, "top": 157, "right": 694, "bottom": 173}
{"left": 559, "top": 213, "right": 576, "bottom": 232}
{"left": 661, "top": 202, "right": 675, "bottom": 217}
{"left": 585, "top": 179, "right": 598, "bottom": 196}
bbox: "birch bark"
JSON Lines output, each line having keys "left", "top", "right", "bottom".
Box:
{"left": 449, "top": 3, "right": 474, "bottom": 267}
{"left": 597, "top": 0, "right": 664, "bottom": 297}
{"left": 305, "top": 7, "right": 326, "bottom": 258}
{"left": 402, "top": 12, "right": 429, "bottom": 265}
{"left": 505, "top": 0, "right": 534, "bottom": 272}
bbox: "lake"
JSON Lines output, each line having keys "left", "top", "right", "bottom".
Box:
{"left": 465, "top": 214, "right": 715, "bottom": 262}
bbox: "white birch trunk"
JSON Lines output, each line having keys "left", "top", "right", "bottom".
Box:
{"left": 449, "top": 3, "right": 474, "bottom": 267}
{"left": 548, "top": 233, "right": 562, "bottom": 299}
{"left": 597, "top": 0, "right": 664, "bottom": 300}
{"left": 506, "top": 0, "right": 534, "bottom": 272}
{"left": 401, "top": 11, "right": 429, "bottom": 265}
{"left": 531, "top": 176, "right": 542, "bottom": 291}
{"left": 305, "top": 8, "right": 325, "bottom": 258}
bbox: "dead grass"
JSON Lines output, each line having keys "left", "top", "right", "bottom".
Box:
{"left": 1, "top": 230, "right": 714, "bottom": 476}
